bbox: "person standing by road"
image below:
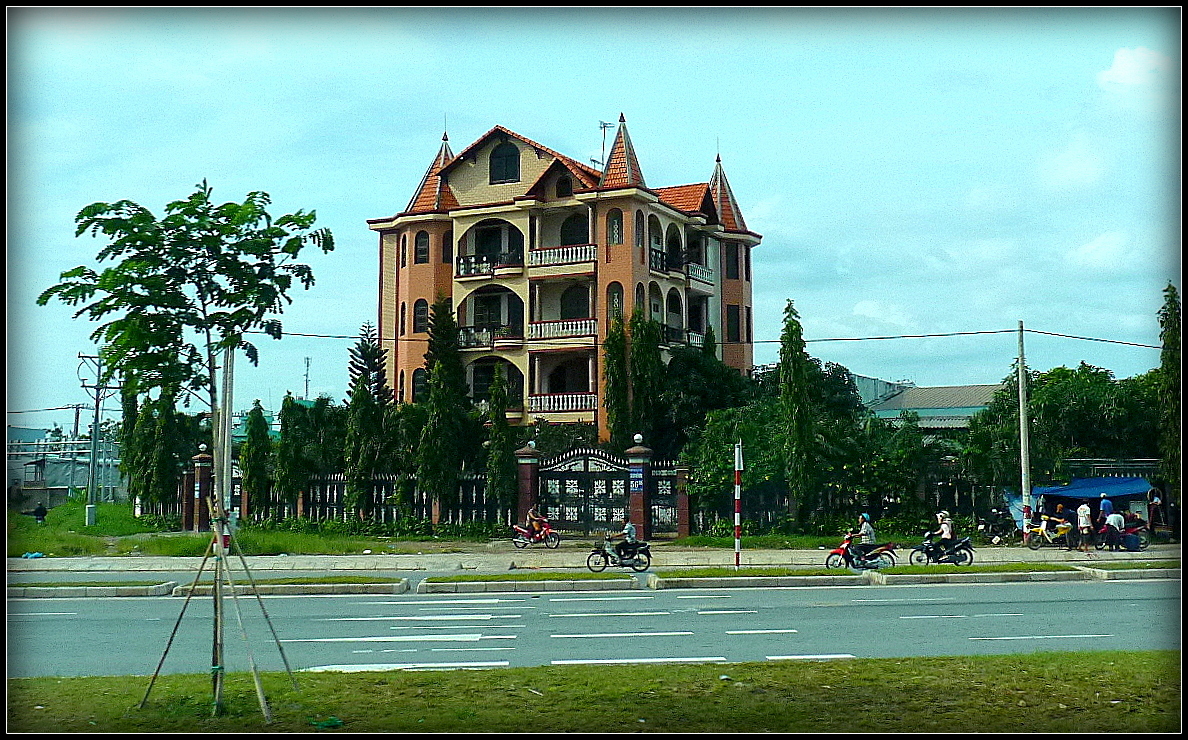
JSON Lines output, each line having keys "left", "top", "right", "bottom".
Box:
{"left": 1076, "top": 499, "right": 1093, "bottom": 552}
{"left": 1098, "top": 493, "right": 1114, "bottom": 526}
{"left": 1105, "top": 510, "right": 1126, "bottom": 551}
{"left": 33, "top": 503, "right": 47, "bottom": 524}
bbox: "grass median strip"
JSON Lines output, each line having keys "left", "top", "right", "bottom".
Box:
{"left": 7, "top": 650, "right": 1179, "bottom": 732}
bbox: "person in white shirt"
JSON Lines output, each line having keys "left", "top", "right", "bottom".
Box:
{"left": 1076, "top": 500, "right": 1093, "bottom": 552}
{"left": 1105, "top": 511, "right": 1126, "bottom": 551}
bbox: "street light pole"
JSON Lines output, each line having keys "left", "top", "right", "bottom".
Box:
{"left": 1017, "top": 321, "right": 1032, "bottom": 541}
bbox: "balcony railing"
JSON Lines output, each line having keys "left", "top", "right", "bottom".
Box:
{"left": 528, "top": 317, "right": 597, "bottom": 340}
{"left": 662, "top": 326, "right": 706, "bottom": 347}
{"left": 529, "top": 243, "right": 596, "bottom": 267}
{"left": 459, "top": 324, "right": 523, "bottom": 348}
{"left": 456, "top": 251, "right": 524, "bottom": 277}
{"left": 528, "top": 392, "right": 598, "bottom": 414}
{"left": 649, "top": 248, "right": 683, "bottom": 273}
{"left": 687, "top": 262, "right": 713, "bottom": 284}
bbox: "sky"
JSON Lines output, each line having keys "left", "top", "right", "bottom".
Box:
{"left": 7, "top": 7, "right": 1181, "bottom": 434}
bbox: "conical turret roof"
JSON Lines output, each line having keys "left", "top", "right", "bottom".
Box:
{"left": 598, "top": 113, "right": 646, "bottom": 189}
{"left": 404, "top": 132, "right": 459, "bottom": 214}
{"left": 709, "top": 154, "right": 747, "bottom": 233}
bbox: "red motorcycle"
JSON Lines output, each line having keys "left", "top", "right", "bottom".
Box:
{"left": 824, "top": 531, "right": 898, "bottom": 570}
{"left": 512, "top": 518, "right": 561, "bottom": 549}
{"left": 1094, "top": 520, "right": 1150, "bottom": 551}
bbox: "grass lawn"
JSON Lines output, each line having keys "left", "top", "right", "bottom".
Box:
{"left": 7, "top": 651, "right": 1179, "bottom": 733}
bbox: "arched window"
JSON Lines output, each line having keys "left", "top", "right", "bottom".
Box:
{"left": 606, "top": 209, "right": 623, "bottom": 245}
{"left": 411, "top": 368, "right": 428, "bottom": 403}
{"left": 559, "top": 213, "right": 588, "bottom": 246}
{"left": 442, "top": 230, "right": 453, "bottom": 264}
{"left": 555, "top": 176, "right": 572, "bottom": 198}
{"left": 414, "top": 231, "right": 430, "bottom": 264}
{"left": 489, "top": 141, "right": 520, "bottom": 183}
{"left": 398, "top": 370, "right": 406, "bottom": 403}
{"left": 400, "top": 302, "right": 407, "bottom": 336}
{"left": 400, "top": 234, "right": 407, "bottom": 268}
{"left": 606, "top": 282, "right": 624, "bottom": 320}
{"left": 635, "top": 282, "right": 645, "bottom": 313}
{"left": 560, "top": 284, "right": 590, "bottom": 320}
{"left": 635, "top": 210, "right": 646, "bottom": 264}
{"left": 413, "top": 299, "right": 430, "bottom": 334}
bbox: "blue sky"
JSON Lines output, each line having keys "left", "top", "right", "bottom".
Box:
{"left": 7, "top": 7, "right": 1180, "bottom": 432}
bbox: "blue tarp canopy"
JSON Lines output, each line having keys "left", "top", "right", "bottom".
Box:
{"left": 1032, "top": 477, "right": 1154, "bottom": 501}
{"left": 1002, "top": 477, "right": 1155, "bottom": 529}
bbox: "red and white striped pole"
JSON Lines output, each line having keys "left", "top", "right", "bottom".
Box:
{"left": 734, "top": 440, "right": 743, "bottom": 570}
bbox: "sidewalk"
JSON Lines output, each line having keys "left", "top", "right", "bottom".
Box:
{"left": 8, "top": 541, "right": 1180, "bottom": 574}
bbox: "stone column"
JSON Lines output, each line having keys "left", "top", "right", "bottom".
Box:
{"left": 515, "top": 441, "right": 540, "bottom": 526}
{"left": 191, "top": 452, "right": 213, "bottom": 532}
{"left": 675, "top": 462, "right": 691, "bottom": 538}
{"left": 626, "top": 435, "right": 653, "bottom": 541}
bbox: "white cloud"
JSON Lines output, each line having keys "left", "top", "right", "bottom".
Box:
{"left": 1066, "top": 231, "right": 1129, "bottom": 271}
{"left": 852, "top": 300, "right": 914, "bottom": 329}
{"left": 1096, "top": 47, "right": 1172, "bottom": 113}
{"left": 1038, "top": 131, "right": 1105, "bottom": 191}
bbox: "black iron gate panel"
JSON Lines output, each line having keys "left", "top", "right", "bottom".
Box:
{"left": 538, "top": 448, "right": 629, "bottom": 537}
{"left": 650, "top": 461, "right": 679, "bottom": 536}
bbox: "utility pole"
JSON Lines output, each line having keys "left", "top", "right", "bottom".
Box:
{"left": 1017, "top": 321, "right": 1032, "bottom": 540}
{"left": 78, "top": 354, "right": 118, "bottom": 527}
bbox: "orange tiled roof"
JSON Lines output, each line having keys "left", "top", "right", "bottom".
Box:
{"left": 598, "top": 114, "right": 646, "bottom": 189}
{"left": 404, "top": 134, "right": 459, "bottom": 215}
{"left": 709, "top": 155, "right": 748, "bottom": 233}
{"left": 444, "top": 125, "right": 603, "bottom": 185}
{"left": 653, "top": 183, "right": 714, "bottom": 217}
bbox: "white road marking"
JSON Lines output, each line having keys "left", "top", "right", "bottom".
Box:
{"left": 552, "top": 656, "right": 727, "bottom": 665}
{"left": 969, "top": 634, "right": 1113, "bottom": 641}
{"left": 548, "top": 612, "right": 669, "bottom": 618}
{"left": 766, "top": 654, "right": 855, "bottom": 661}
{"left": 551, "top": 631, "right": 693, "bottom": 639}
{"left": 320, "top": 614, "right": 521, "bottom": 622}
{"left": 727, "top": 629, "right": 799, "bottom": 635}
{"left": 303, "top": 661, "right": 509, "bottom": 672}
{"left": 548, "top": 596, "right": 655, "bottom": 602}
{"left": 698, "top": 610, "right": 757, "bottom": 615}
{"left": 677, "top": 594, "right": 732, "bottom": 599}
{"left": 900, "top": 613, "right": 1025, "bottom": 619}
{"left": 282, "top": 634, "right": 515, "bottom": 643}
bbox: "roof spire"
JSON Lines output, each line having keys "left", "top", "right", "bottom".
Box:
{"left": 598, "top": 114, "right": 646, "bottom": 189}
{"left": 709, "top": 154, "right": 747, "bottom": 233}
{"left": 403, "top": 133, "right": 458, "bottom": 214}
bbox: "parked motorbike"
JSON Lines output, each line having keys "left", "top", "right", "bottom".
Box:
{"left": 824, "top": 531, "right": 898, "bottom": 570}
{"left": 512, "top": 518, "right": 561, "bottom": 549}
{"left": 587, "top": 537, "right": 652, "bottom": 572}
{"left": 1094, "top": 520, "right": 1151, "bottom": 551}
{"left": 1024, "top": 516, "right": 1075, "bottom": 550}
{"left": 977, "top": 508, "right": 1020, "bottom": 544}
{"left": 909, "top": 532, "right": 975, "bottom": 566}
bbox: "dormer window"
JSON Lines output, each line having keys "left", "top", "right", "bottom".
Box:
{"left": 489, "top": 141, "right": 520, "bottom": 183}
{"left": 555, "top": 176, "right": 572, "bottom": 198}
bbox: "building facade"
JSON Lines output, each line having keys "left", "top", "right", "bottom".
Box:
{"left": 367, "top": 116, "right": 761, "bottom": 439}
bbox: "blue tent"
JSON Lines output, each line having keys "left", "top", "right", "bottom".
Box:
{"left": 1003, "top": 477, "right": 1155, "bottom": 529}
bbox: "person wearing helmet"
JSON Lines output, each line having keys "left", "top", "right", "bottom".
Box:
{"left": 847, "top": 513, "right": 878, "bottom": 563}
{"left": 933, "top": 511, "right": 955, "bottom": 556}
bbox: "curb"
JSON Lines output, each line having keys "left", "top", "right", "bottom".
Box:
{"left": 8, "top": 582, "right": 179, "bottom": 598}
{"left": 171, "top": 581, "right": 410, "bottom": 597}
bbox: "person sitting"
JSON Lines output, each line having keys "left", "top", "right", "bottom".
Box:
{"left": 609, "top": 514, "right": 638, "bottom": 561}
{"left": 525, "top": 506, "right": 546, "bottom": 540}
{"left": 849, "top": 513, "right": 877, "bottom": 562}
{"left": 933, "top": 511, "right": 955, "bottom": 556}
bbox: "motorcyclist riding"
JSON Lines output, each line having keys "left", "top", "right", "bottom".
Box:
{"left": 933, "top": 510, "right": 955, "bottom": 557}
{"left": 608, "top": 513, "right": 638, "bottom": 562}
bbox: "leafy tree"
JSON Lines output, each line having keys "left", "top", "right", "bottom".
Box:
{"left": 602, "top": 313, "right": 631, "bottom": 451}
{"left": 777, "top": 300, "right": 818, "bottom": 521}
{"left": 659, "top": 343, "right": 755, "bottom": 458}
{"left": 238, "top": 400, "right": 273, "bottom": 515}
{"left": 484, "top": 364, "right": 518, "bottom": 509}
{"left": 343, "top": 379, "right": 384, "bottom": 518}
{"left": 272, "top": 394, "right": 345, "bottom": 508}
{"left": 37, "top": 181, "right": 333, "bottom": 505}
{"left": 1157, "top": 282, "right": 1181, "bottom": 500}
{"left": 346, "top": 321, "right": 392, "bottom": 406}
{"left": 416, "top": 298, "right": 477, "bottom": 504}
{"left": 628, "top": 308, "right": 666, "bottom": 447}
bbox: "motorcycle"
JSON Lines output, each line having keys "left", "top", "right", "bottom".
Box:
{"left": 1094, "top": 520, "right": 1151, "bottom": 551}
{"left": 1024, "top": 516, "right": 1075, "bottom": 550}
{"left": 909, "top": 532, "right": 975, "bottom": 566}
{"left": 512, "top": 518, "right": 561, "bottom": 549}
{"left": 824, "top": 531, "right": 898, "bottom": 570}
{"left": 586, "top": 537, "right": 652, "bottom": 572}
{"left": 977, "top": 508, "right": 1020, "bottom": 544}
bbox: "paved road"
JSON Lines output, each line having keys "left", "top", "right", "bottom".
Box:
{"left": 7, "top": 577, "right": 1180, "bottom": 678}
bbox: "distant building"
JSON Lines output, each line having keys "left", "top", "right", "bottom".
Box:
{"left": 866, "top": 383, "right": 1003, "bottom": 433}
{"left": 367, "top": 115, "right": 762, "bottom": 440}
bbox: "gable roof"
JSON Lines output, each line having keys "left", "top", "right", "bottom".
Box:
{"left": 653, "top": 182, "right": 716, "bottom": 219}
{"left": 442, "top": 124, "right": 602, "bottom": 184}
{"left": 869, "top": 384, "right": 1004, "bottom": 415}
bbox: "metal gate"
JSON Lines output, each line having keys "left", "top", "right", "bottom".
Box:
{"left": 536, "top": 448, "right": 680, "bottom": 538}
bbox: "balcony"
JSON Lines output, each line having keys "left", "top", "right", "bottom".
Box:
{"left": 529, "top": 243, "right": 596, "bottom": 268}
{"left": 456, "top": 251, "right": 524, "bottom": 278}
{"left": 528, "top": 392, "right": 598, "bottom": 414}
{"left": 662, "top": 326, "right": 706, "bottom": 347}
{"left": 687, "top": 262, "right": 713, "bottom": 284}
{"left": 528, "top": 318, "right": 597, "bottom": 340}
{"left": 649, "top": 248, "right": 683, "bottom": 274}
{"left": 459, "top": 324, "right": 524, "bottom": 349}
